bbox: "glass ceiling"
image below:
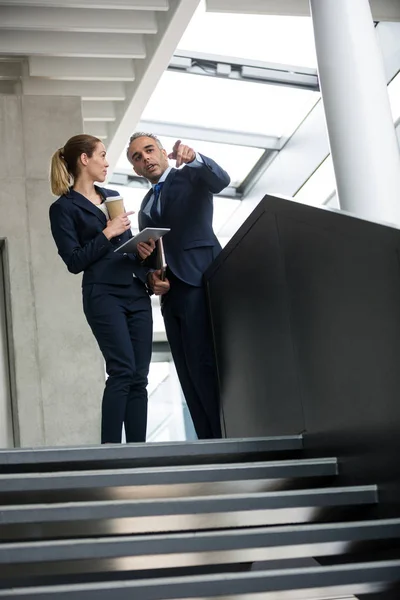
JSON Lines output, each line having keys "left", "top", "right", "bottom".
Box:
{"left": 141, "top": 71, "right": 319, "bottom": 140}
{"left": 178, "top": 1, "right": 318, "bottom": 68}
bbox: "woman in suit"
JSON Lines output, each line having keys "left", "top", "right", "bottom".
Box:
{"left": 49, "top": 134, "right": 162, "bottom": 444}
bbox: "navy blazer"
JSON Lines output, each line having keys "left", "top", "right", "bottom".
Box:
{"left": 138, "top": 154, "right": 230, "bottom": 287}
{"left": 49, "top": 186, "right": 148, "bottom": 286}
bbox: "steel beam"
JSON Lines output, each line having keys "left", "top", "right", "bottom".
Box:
{"left": 169, "top": 50, "right": 319, "bottom": 91}
{"left": 138, "top": 120, "right": 282, "bottom": 149}
{"left": 206, "top": 0, "right": 400, "bottom": 21}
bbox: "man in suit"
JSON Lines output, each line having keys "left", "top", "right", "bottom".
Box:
{"left": 126, "top": 133, "right": 231, "bottom": 439}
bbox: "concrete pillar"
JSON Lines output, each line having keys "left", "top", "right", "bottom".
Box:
{"left": 310, "top": 0, "right": 400, "bottom": 224}
{"left": 0, "top": 95, "right": 104, "bottom": 447}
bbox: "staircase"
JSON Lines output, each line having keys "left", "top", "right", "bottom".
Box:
{"left": 0, "top": 435, "right": 398, "bottom": 598}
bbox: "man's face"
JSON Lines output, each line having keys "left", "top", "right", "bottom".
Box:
{"left": 127, "top": 136, "right": 169, "bottom": 183}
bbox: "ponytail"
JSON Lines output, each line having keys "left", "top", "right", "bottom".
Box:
{"left": 49, "top": 134, "right": 101, "bottom": 197}
{"left": 50, "top": 148, "right": 71, "bottom": 196}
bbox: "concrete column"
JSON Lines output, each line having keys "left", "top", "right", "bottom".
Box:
{"left": 310, "top": 0, "right": 400, "bottom": 224}
{"left": 0, "top": 95, "right": 104, "bottom": 447}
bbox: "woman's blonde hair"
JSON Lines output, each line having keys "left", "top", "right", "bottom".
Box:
{"left": 50, "top": 134, "right": 102, "bottom": 196}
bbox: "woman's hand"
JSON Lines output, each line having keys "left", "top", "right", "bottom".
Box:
{"left": 103, "top": 211, "right": 134, "bottom": 240}
{"left": 137, "top": 239, "right": 155, "bottom": 261}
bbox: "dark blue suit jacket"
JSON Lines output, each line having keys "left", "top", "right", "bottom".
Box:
{"left": 49, "top": 187, "right": 148, "bottom": 286}
{"left": 138, "top": 154, "right": 230, "bottom": 287}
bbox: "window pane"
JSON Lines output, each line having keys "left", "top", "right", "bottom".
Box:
{"left": 213, "top": 196, "right": 241, "bottom": 234}
{"left": 294, "top": 155, "right": 336, "bottom": 206}
{"left": 388, "top": 70, "right": 400, "bottom": 124}
{"left": 156, "top": 136, "right": 263, "bottom": 188}
{"left": 142, "top": 71, "right": 319, "bottom": 139}
{"left": 178, "top": 3, "right": 317, "bottom": 68}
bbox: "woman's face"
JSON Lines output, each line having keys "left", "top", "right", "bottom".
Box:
{"left": 83, "top": 142, "right": 109, "bottom": 182}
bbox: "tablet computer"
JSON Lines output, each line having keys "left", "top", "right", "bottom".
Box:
{"left": 114, "top": 227, "right": 170, "bottom": 254}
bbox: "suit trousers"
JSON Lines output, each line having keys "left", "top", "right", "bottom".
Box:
{"left": 161, "top": 273, "right": 222, "bottom": 439}
{"left": 83, "top": 280, "right": 152, "bottom": 444}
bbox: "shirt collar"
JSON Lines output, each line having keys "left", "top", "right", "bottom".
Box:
{"left": 152, "top": 166, "right": 173, "bottom": 188}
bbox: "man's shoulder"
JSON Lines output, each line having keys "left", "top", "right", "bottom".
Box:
{"left": 167, "top": 166, "right": 196, "bottom": 185}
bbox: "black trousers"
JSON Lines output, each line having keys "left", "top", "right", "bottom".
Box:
{"left": 83, "top": 280, "right": 152, "bottom": 444}
{"left": 161, "top": 273, "right": 222, "bottom": 439}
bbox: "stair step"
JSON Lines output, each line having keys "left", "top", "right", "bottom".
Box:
{"left": 0, "top": 458, "right": 338, "bottom": 503}
{"left": 0, "top": 518, "right": 398, "bottom": 579}
{"left": 0, "top": 485, "right": 378, "bottom": 540}
{"left": 0, "top": 559, "right": 398, "bottom": 598}
{"left": 0, "top": 436, "right": 303, "bottom": 473}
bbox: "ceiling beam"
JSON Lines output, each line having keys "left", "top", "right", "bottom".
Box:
{"left": 169, "top": 51, "right": 319, "bottom": 91}
{"left": 0, "top": 0, "right": 168, "bottom": 9}
{"left": 0, "top": 80, "right": 18, "bottom": 93}
{"left": 0, "top": 7, "right": 158, "bottom": 33}
{"left": 0, "top": 61, "right": 22, "bottom": 80}
{"left": 84, "top": 121, "right": 109, "bottom": 140}
{"left": 138, "top": 119, "right": 282, "bottom": 149}
{"left": 0, "top": 31, "right": 146, "bottom": 58}
{"left": 205, "top": 0, "right": 400, "bottom": 21}
{"left": 22, "top": 78, "right": 126, "bottom": 101}
{"left": 106, "top": 0, "right": 202, "bottom": 172}
{"left": 174, "top": 50, "right": 318, "bottom": 76}
{"left": 83, "top": 101, "right": 116, "bottom": 121}
{"left": 28, "top": 57, "right": 135, "bottom": 81}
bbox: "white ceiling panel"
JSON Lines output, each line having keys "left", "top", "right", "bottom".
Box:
{"left": 28, "top": 57, "right": 136, "bottom": 81}
{"left": 0, "top": 0, "right": 169, "bottom": 9}
{"left": 0, "top": 7, "right": 158, "bottom": 33}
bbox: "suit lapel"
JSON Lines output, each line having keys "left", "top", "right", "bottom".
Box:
{"left": 70, "top": 189, "right": 107, "bottom": 226}
{"left": 140, "top": 188, "right": 153, "bottom": 213}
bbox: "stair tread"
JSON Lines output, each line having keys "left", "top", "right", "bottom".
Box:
{"left": 0, "top": 458, "right": 338, "bottom": 493}
{"left": 0, "top": 518, "right": 398, "bottom": 564}
{"left": 0, "top": 436, "right": 303, "bottom": 472}
{"left": 0, "top": 485, "right": 378, "bottom": 519}
{"left": 0, "top": 559, "right": 398, "bottom": 598}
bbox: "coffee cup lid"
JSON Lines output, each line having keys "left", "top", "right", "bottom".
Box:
{"left": 105, "top": 195, "right": 123, "bottom": 202}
